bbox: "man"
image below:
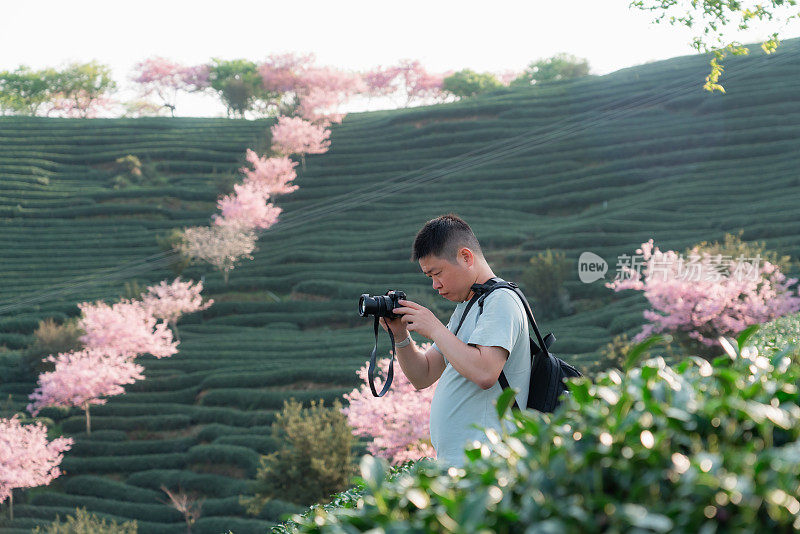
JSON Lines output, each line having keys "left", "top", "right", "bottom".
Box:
{"left": 380, "top": 213, "right": 531, "bottom": 468}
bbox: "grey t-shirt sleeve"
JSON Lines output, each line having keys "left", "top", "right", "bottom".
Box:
{"left": 467, "top": 289, "right": 525, "bottom": 355}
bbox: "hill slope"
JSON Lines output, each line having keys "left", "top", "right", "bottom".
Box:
{"left": 1, "top": 39, "right": 800, "bottom": 531}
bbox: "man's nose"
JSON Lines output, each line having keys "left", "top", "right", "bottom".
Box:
{"left": 432, "top": 279, "right": 442, "bottom": 290}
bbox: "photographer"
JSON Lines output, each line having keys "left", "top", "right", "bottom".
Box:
{"left": 379, "top": 213, "right": 531, "bottom": 469}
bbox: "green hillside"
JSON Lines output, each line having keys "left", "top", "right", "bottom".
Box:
{"left": 2, "top": 38, "right": 800, "bottom": 532}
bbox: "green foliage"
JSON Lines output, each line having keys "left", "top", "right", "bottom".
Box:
{"left": 206, "top": 58, "right": 280, "bottom": 119}
{"left": 0, "top": 65, "right": 61, "bottom": 115}
{"left": 240, "top": 398, "right": 356, "bottom": 513}
{"left": 109, "top": 155, "right": 168, "bottom": 190}
{"left": 280, "top": 322, "right": 800, "bottom": 532}
{"left": 519, "top": 248, "right": 573, "bottom": 319}
{"left": 629, "top": 0, "right": 800, "bottom": 92}
{"left": 511, "top": 52, "right": 590, "bottom": 86}
{"left": 21, "top": 317, "right": 85, "bottom": 379}
{"left": 32, "top": 507, "right": 137, "bottom": 534}
{"left": 442, "top": 69, "right": 504, "bottom": 98}
{"left": 688, "top": 228, "right": 795, "bottom": 274}
{"left": 597, "top": 332, "right": 678, "bottom": 374}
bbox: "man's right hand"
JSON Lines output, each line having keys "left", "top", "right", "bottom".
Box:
{"left": 379, "top": 316, "right": 408, "bottom": 340}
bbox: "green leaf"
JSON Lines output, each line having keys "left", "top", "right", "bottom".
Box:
{"left": 495, "top": 387, "right": 518, "bottom": 419}
{"left": 736, "top": 324, "right": 759, "bottom": 351}
{"left": 625, "top": 334, "right": 665, "bottom": 371}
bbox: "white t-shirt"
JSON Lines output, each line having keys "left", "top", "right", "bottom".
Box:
{"left": 429, "top": 286, "right": 531, "bottom": 468}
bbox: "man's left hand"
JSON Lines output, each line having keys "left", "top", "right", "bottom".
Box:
{"left": 392, "top": 299, "right": 446, "bottom": 341}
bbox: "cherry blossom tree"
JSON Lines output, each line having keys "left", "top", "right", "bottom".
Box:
{"left": 140, "top": 277, "right": 214, "bottom": 341}
{"left": 212, "top": 182, "right": 283, "bottom": 231}
{"left": 77, "top": 298, "right": 178, "bottom": 359}
{"left": 270, "top": 116, "right": 331, "bottom": 170}
{"left": 361, "top": 65, "right": 403, "bottom": 100}
{"left": 27, "top": 349, "right": 144, "bottom": 435}
{"left": 174, "top": 224, "right": 257, "bottom": 285}
{"left": 606, "top": 239, "right": 800, "bottom": 355}
{"left": 130, "top": 56, "right": 210, "bottom": 117}
{"left": 1, "top": 415, "right": 73, "bottom": 520}
{"left": 293, "top": 66, "right": 365, "bottom": 126}
{"left": 238, "top": 149, "right": 299, "bottom": 198}
{"left": 341, "top": 345, "right": 437, "bottom": 465}
{"left": 394, "top": 59, "right": 449, "bottom": 107}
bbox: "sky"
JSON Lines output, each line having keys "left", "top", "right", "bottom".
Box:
{"left": 2, "top": 0, "right": 798, "bottom": 117}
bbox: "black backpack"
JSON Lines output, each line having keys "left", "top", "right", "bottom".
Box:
{"left": 453, "top": 277, "right": 583, "bottom": 414}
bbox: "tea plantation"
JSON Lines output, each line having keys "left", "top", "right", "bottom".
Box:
{"left": 1, "top": 38, "right": 800, "bottom": 532}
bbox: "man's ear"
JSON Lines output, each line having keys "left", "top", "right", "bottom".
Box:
{"left": 460, "top": 247, "right": 475, "bottom": 267}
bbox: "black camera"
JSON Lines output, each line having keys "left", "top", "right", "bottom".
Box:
{"left": 358, "top": 290, "right": 406, "bottom": 319}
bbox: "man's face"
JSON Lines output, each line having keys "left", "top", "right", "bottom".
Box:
{"left": 419, "top": 250, "right": 473, "bottom": 303}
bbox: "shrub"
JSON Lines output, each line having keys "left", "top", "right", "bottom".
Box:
{"left": 519, "top": 249, "right": 573, "bottom": 319}
{"left": 279, "top": 321, "right": 800, "bottom": 532}
{"left": 22, "top": 317, "right": 85, "bottom": 379}
{"left": 240, "top": 398, "right": 355, "bottom": 513}
{"left": 32, "top": 506, "right": 137, "bottom": 533}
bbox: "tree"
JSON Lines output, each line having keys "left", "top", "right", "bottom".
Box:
{"left": 241, "top": 398, "right": 355, "bottom": 511}
{"left": 0, "top": 415, "right": 73, "bottom": 521}
{"left": 130, "top": 56, "right": 209, "bottom": 117}
{"left": 361, "top": 65, "right": 403, "bottom": 99}
{"left": 206, "top": 58, "right": 270, "bottom": 119}
{"left": 341, "top": 349, "right": 437, "bottom": 465}
{"left": 212, "top": 181, "right": 283, "bottom": 231}
{"left": 394, "top": 59, "right": 449, "bottom": 107}
{"left": 77, "top": 298, "right": 178, "bottom": 360}
{"left": 44, "top": 60, "right": 118, "bottom": 118}
{"left": 511, "top": 52, "right": 590, "bottom": 86}
{"left": 26, "top": 348, "right": 145, "bottom": 435}
{"left": 139, "top": 277, "right": 214, "bottom": 341}
{"left": 293, "top": 66, "right": 365, "bottom": 125}
{"left": 270, "top": 116, "right": 331, "bottom": 170}
{"left": 159, "top": 485, "right": 203, "bottom": 534}
{"left": 0, "top": 65, "right": 60, "bottom": 115}
{"left": 238, "top": 149, "right": 299, "bottom": 199}
{"left": 630, "top": 0, "right": 800, "bottom": 92}
{"left": 606, "top": 238, "right": 800, "bottom": 358}
{"left": 174, "top": 224, "right": 257, "bottom": 285}
{"left": 442, "top": 69, "right": 504, "bottom": 98}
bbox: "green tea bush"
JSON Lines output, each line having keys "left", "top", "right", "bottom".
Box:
{"left": 280, "top": 322, "right": 800, "bottom": 532}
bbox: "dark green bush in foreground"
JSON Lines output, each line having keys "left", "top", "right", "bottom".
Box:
{"left": 277, "top": 321, "right": 800, "bottom": 532}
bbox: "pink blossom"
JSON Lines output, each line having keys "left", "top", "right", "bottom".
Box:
{"left": 26, "top": 348, "right": 145, "bottom": 417}
{"left": 140, "top": 277, "right": 213, "bottom": 328}
{"left": 77, "top": 298, "right": 178, "bottom": 359}
{"left": 341, "top": 345, "right": 437, "bottom": 465}
{"left": 258, "top": 52, "right": 317, "bottom": 93}
{"left": 606, "top": 240, "right": 800, "bottom": 346}
{"left": 270, "top": 116, "right": 331, "bottom": 157}
{"left": 0, "top": 415, "right": 73, "bottom": 507}
{"left": 239, "top": 149, "right": 299, "bottom": 198}
{"left": 213, "top": 181, "right": 283, "bottom": 231}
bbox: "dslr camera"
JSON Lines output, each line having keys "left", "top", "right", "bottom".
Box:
{"left": 358, "top": 290, "right": 406, "bottom": 319}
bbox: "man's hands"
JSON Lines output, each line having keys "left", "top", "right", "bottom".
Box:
{"left": 389, "top": 299, "right": 446, "bottom": 341}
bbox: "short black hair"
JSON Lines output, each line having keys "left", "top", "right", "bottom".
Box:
{"left": 411, "top": 213, "right": 483, "bottom": 263}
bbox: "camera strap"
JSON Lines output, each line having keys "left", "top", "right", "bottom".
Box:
{"left": 368, "top": 314, "right": 396, "bottom": 397}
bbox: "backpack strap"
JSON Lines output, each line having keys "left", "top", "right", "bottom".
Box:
{"left": 454, "top": 277, "right": 556, "bottom": 412}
